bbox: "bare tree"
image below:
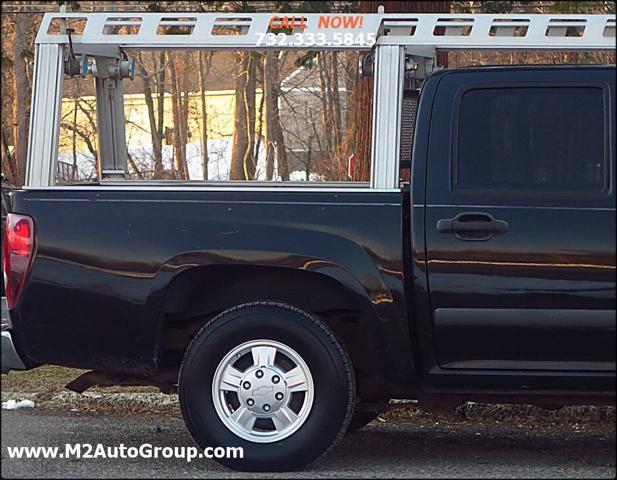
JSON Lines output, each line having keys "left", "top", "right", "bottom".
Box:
{"left": 319, "top": 51, "right": 346, "bottom": 179}
{"left": 168, "top": 56, "right": 187, "bottom": 179}
{"left": 181, "top": 51, "right": 192, "bottom": 179}
{"left": 230, "top": 51, "right": 257, "bottom": 180}
{"left": 58, "top": 95, "right": 99, "bottom": 181}
{"left": 198, "top": 51, "right": 212, "bottom": 180}
{"left": 136, "top": 51, "right": 166, "bottom": 178}
{"left": 263, "top": 52, "right": 276, "bottom": 180}
{"left": 12, "top": 13, "right": 31, "bottom": 185}
{"left": 155, "top": 51, "right": 166, "bottom": 172}
{"left": 329, "top": 51, "right": 342, "bottom": 149}
{"left": 263, "top": 51, "right": 290, "bottom": 181}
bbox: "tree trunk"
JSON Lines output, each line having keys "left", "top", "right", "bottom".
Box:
{"left": 12, "top": 14, "right": 30, "bottom": 186}
{"left": 353, "top": 1, "right": 451, "bottom": 181}
{"left": 328, "top": 51, "right": 344, "bottom": 178}
{"left": 198, "top": 51, "right": 211, "bottom": 181}
{"left": 241, "top": 52, "right": 256, "bottom": 181}
{"left": 156, "top": 51, "right": 166, "bottom": 174}
{"left": 230, "top": 52, "right": 247, "bottom": 180}
{"left": 273, "top": 104, "right": 289, "bottom": 181}
{"left": 263, "top": 51, "right": 289, "bottom": 181}
{"left": 71, "top": 97, "right": 78, "bottom": 181}
{"left": 137, "top": 53, "right": 163, "bottom": 178}
{"left": 254, "top": 91, "right": 265, "bottom": 172}
{"left": 180, "top": 51, "right": 191, "bottom": 179}
{"left": 329, "top": 52, "right": 342, "bottom": 150}
{"left": 263, "top": 51, "right": 276, "bottom": 180}
{"left": 317, "top": 52, "right": 332, "bottom": 157}
{"left": 230, "top": 51, "right": 256, "bottom": 180}
{"left": 168, "top": 58, "right": 186, "bottom": 179}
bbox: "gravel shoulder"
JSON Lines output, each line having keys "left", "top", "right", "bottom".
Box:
{"left": 2, "top": 408, "right": 615, "bottom": 479}
{"left": 2, "top": 368, "right": 615, "bottom": 478}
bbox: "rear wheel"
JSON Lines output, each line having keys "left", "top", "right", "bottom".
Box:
{"left": 179, "top": 302, "right": 355, "bottom": 471}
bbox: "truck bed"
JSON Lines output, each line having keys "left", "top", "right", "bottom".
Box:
{"left": 8, "top": 187, "right": 413, "bottom": 381}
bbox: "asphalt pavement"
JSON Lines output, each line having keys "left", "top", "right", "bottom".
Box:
{"left": 1, "top": 409, "right": 615, "bottom": 478}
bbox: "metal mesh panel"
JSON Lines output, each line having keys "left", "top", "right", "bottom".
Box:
{"left": 400, "top": 90, "right": 419, "bottom": 166}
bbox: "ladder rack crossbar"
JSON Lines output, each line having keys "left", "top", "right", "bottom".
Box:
{"left": 35, "top": 12, "right": 615, "bottom": 51}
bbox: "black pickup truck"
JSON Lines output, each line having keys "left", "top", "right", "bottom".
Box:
{"left": 2, "top": 65, "right": 616, "bottom": 471}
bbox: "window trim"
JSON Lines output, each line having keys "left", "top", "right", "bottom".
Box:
{"left": 451, "top": 81, "right": 612, "bottom": 199}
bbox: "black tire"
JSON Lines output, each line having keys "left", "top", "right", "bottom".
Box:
{"left": 346, "top": 410, "right": 378, "bottom": 433}
{"left": 179, "top": 302, "right": 355, "bottom": 471}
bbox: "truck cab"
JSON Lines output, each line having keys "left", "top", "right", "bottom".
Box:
{"left": 412, "top": 65, "right": 616, "bottom": 392}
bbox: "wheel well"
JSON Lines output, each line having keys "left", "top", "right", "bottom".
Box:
{"left": 157, "top": 265, "right": 383, "bottom": 399}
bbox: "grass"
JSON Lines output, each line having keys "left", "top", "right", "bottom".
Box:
{"left": 2, "top": 365, "right": 85, "bottom": 394}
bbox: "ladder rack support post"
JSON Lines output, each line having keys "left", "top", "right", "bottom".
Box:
{"left": 26, "top": 44, "right": 64, "bottom": 187}
{"left": 95, "top": 74, "right": 128, "bottom": 179}
{"left": 370, "top": 45, "right": 405, "bottom": 189}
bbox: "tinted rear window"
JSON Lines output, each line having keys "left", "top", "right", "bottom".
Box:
{"left": 455, "top": 87, "right": 606, "bottom": 193}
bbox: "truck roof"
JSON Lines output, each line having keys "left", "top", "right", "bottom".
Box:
{"left": 440, "top": 63, "right": 615, "bottom": 74}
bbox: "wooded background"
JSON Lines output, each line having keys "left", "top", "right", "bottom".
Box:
{"left": 1, "top": 1, "right": 615, "bottom": 186}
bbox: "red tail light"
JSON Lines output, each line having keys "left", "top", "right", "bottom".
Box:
{"left": 3, "top": 213, "right": 35, "bottom": 309}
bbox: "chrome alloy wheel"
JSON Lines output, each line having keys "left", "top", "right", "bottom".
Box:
{"left": 212, "top": 339, "right": 315, "bottom": 443}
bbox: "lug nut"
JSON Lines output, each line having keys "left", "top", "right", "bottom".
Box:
{"left": 243, "top": 381, "right": 251, "bottom": 390}
{"left": 275, "top": 392, "right": 284, "bottom": 401}
{"left": 263, "top": 404, "right": 271, "bottom": 412}
{"left": 272, "top": 375, "right": 280, "bottom": 384}
{"left": 256, "top": 370, "right": 264, "bottom": 378}
{"left": 247, "top": 398, "right": 255, "bottom": 407}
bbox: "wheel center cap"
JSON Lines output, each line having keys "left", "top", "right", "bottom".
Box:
{"left": 238, "top": 367, "right": 287, "bottom": 415}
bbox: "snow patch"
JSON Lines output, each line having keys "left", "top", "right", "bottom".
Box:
{"left": 2, "top": 399, "right": 35, "bottom": 410}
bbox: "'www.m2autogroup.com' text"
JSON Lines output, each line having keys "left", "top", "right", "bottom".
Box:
{"left": 6, "top": 443, "right": 243, "bottom": 463}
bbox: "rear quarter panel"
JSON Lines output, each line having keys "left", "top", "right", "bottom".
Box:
{"left": 9, "top": 188, "right": 412, "bottom": 380}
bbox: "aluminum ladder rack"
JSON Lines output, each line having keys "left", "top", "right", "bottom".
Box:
{"left": 27, "top": 12, "right": 616, "bottom": 188}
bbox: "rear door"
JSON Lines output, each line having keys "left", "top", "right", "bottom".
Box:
{"left": 424, "top": 68, "right": 616, "bottom": 372}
